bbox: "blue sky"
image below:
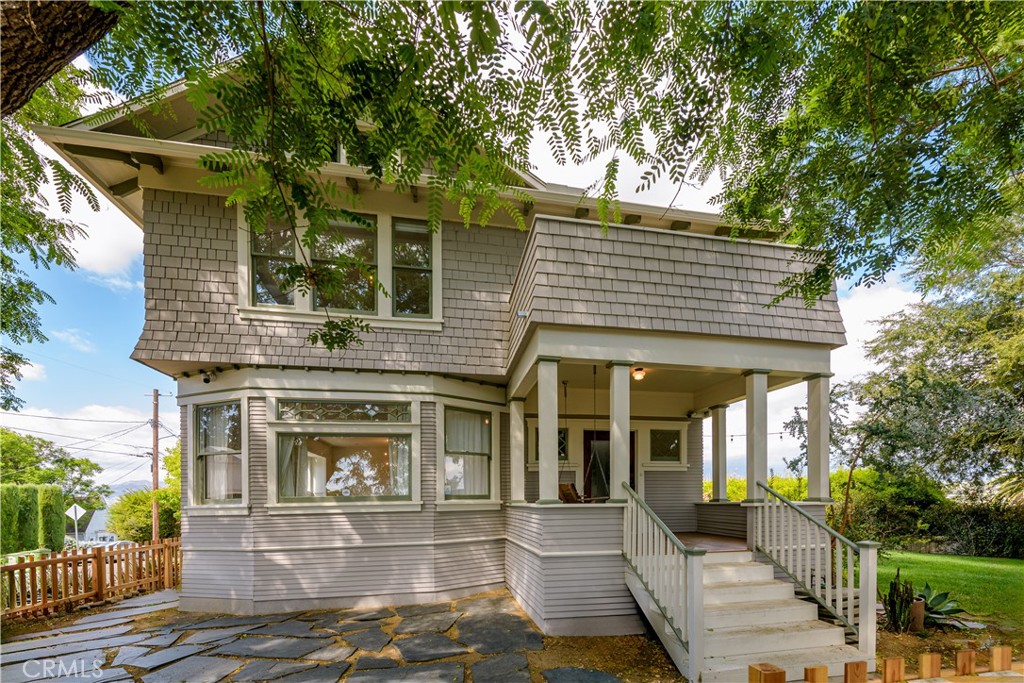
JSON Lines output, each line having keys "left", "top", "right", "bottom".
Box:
{"left": 1, "top": 99, "right": 922, "bottom": 490}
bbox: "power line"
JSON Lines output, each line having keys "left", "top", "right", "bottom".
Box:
{"left": 0, "top": 412, "right": 147, "bottom": 424}
{"left": 105, "top": 461, "right": 149, "bottom": 484}
{"left": 3, "top": 424, "right": 150, "bottom": 451}
{"left": 0, "top": 427, "right": 151, "bottom": 458}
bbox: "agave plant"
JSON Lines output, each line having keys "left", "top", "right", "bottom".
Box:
{"left": 917, "top": 582, "right": 967, "bottom": 624}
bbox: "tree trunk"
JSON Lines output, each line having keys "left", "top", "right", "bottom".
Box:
{"left": 1, "top": 1, "right": 121, "bottom": 118}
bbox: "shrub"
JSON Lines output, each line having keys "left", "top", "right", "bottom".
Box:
{"left": 0, "top": 485, "right": 22, "bottom": 554}
{"left": 925, "top": 500, "right": 1024, "bottom": 559}
{"left": 38, "top": 485, "right": 64, "bottom": 551}
{"left": 15, "top": 484, "right": 40, "bottom": 552}
{"left": 108, "top": 488, "right": 180, "bottom": 543}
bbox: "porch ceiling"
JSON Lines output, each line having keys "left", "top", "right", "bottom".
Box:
{"left": 556, "top": 361, "right": 736, "bottom": 394}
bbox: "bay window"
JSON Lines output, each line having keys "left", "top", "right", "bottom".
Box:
{"left": 278, "top": 434, "right": 411, "bottom": 501}
{"left": 444, "top": 408, "right": 491, "bottom": 499}
{"left": 196, "top": 401, "right": 243, "bottom": 503}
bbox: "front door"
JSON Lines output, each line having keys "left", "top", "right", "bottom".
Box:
{"left": 582, "top": 430, "right": 636, "bottom": 500}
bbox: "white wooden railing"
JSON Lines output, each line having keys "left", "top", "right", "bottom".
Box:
{"left": 754, "top": 481, "right": 879, "bottom": 658}
{"left": 623, "top": 483, "right": 704, "bottom": 679}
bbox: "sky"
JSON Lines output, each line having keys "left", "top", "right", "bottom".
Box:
{"left": 0, "top": 101, "right": 922, "bottom": 493}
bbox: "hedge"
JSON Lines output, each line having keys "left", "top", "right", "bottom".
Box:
{"left": 15, "top": 484, "right": 40, "bottom": 552}
{"left": 0, "top": 485, "right": 22, "bottom": 554}
{"left": 38, "top": 485, "right": 64, "bottom": 551}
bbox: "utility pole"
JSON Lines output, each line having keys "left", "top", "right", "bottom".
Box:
{"left": 151, "top": 388, "right": 160, "bottom": 542}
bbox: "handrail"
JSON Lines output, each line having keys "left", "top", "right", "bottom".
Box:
{"left": 757, "top": 480, "right": 858, "bottom": 551}
{"left": 622, "top": 483, "right": 688, "bottom": 554}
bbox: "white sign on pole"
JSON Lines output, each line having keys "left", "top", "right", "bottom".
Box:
{"left": 65, "top": 503, "right": 86, "bottom": 521}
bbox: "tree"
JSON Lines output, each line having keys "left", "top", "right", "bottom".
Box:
{"left": 0, "top": 428, "right": 112, "bottom": 510}
{"left": 2, "top": 2, "right": 1020, "bottom": 366}
{"left": 107, "top": 442, "right": 181, "bottom": 542}
{"left": 37, "top": 484, "right": 64, "bottom": 550}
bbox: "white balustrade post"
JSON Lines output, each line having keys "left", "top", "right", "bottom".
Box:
{"left": 684, "top": 548, "right": 706, "bottom": 682}
{"left": 806, "top": 373, "right": 833, "bottom": 501}
{"left": 710, "top": 405, "right": 728, "bottom": 502}
{"left": 857, "top": 541, "right": 880, "bottom": 659}
{"left": 537, "top": 357, "right": 561, "bottom": 504}
{"left": 608, "top": 361, "right": 632, "bottom": 503}
{"left": 744, "top": 370, "right": 769, "bottom": 502}
{"left": 509, "top": 398, "right": 526, "bottom": 503}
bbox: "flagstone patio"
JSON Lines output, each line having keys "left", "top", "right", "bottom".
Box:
{"left": 0, "top": 589, "right": 634, "bottom": 683}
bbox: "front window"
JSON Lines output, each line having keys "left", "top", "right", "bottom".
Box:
{"left": 312, "top": 216, "right": 377, "bottom": 313}
{"left": 393, "top": 220, "right": 432, "bottom": 317}
{"left": 650, "top": 429, "right": 682, "bottom": 463}
{"left": 251, "top": 221, "right": 295, "bottom": 306}
{"left": 444, "top": 408, "right": 491, "bottom": 499}
{"left": 196, "top": 402, "right": 243, "bottom": 503}
{"left": 278, "top": 434, "right": 411, "bottom": 501}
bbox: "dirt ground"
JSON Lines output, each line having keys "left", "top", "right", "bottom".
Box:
{"left": 529, "top": 631, "right": 685, "bottom": 683}
{"left": 877, "top": 621, "right": 1024, "bottom": 675}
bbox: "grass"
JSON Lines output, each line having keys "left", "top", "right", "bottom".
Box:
{"left": 877, "top": 551, "right": 1024, "bottom": 628}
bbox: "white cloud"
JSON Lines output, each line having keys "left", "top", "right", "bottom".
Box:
{"left": 51, "top": 328, "right": 98, "bottom": 354}
{"left": 0, "top": 403, "right": 181, "bottom": 490}
{"left": 832, "top": 278, "right": 922, "bottom": 385}
{"left": 20, "top": 362, "right": 47, "bottom": 381}
{"left": 86, "top": 273, "right": 145, "bottom": 292}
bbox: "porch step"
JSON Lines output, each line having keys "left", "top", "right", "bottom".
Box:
{"left": 703, "top": 579, "right": 794, "bottom": 605}
{"left": 701, "top": 550, "right": 754, "bottom": 565}
{"left": 702, "top": 561, "right": 774, "bottom": 585}
{"left": 704, "top": 598, "right": 818, "bottom": 629}
{"left": 703, "top": 620, "right": 846, "bottom": 658}
{"left": 701, "top": 643, "right": 869, "bottom": 683}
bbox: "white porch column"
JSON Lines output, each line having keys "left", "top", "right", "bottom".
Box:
{"left": 806, "top": 373, "right": 833, "bottom": 501}
{"left": 710, "top": 405, "right": 728, "bottom": 502}
{"left": 608, "top": 361, "right": 632, "bottom": 502}
{"left": 536, "top": 357, "right": 561, "bottom": 504}
{"left": 744, "top": 369, "right": 769, "bottom": 502}
{"left": 509, "top": 398, "right": 526, "bottom": 503}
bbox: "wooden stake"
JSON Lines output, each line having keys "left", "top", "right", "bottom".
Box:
{"left": 844, "top": 661, "right": 868, "bottom": 683}
{"left": 919, "top": 652, "right": 941, "bottom": 679}
{"left": 990, "top": 645, "right": 1012, "bottom": 671}
{"left": 955, "top": 650, "right": 976, "bottom": 676}
{"left": 882, "top": 657, "right": 905, "bottom": 683}
{"left": 748, "top": 663, "right": 786, "bottom": 683}
{"left": 804, "top": 665, "right": 828, "bottom": 683}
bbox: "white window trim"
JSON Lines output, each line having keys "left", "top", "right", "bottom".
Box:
{"left": 265, "top": 396, "right": 423, "bottom": 510}
{"left": 237, "top": 205, "right": 443, "bottom": 329}
{"left": 436, "top": 398, "right": 502, "bottom": 506}
{"left": 186, "top": 393, "right": 250, "bottom": 512}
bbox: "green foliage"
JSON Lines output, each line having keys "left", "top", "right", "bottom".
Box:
{"left": 883, "top": 568, "right": 915, "bottom": 633}
{"left": 37, "top": 484, "right": 64, "bottom": 551}
{"left": 925, "top": 499, "right": 1024, "bottom": 559}
{"left": 0, "top": 485, "right": 23, "bottom": 554}
{"left": 14, "top": 484, "right": 40, "bottom": 552}
{"left": 0, "top": 66, "right": 105, "bottom": 409}
{"left": 0, "top": 428, "right": 111, "bottom": 510}
{"left": 916, "top": 582, "right": 966, "bottom": 624}
{"left": 108, "top": 487, "right": 180, "bottom": 543}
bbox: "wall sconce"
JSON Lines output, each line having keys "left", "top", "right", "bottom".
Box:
{"left": 631, "top": 367, "right": 647, "bottom": 381}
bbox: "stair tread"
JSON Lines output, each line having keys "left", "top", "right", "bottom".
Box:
{"left": 703, "top": 643, "right": 866, "bottom": 670}
{"left": 704, "top": 561, "right": 771, "bottom": 570}
{"left": 706, "top": 620, "right": 844, "bottom": 637}
{"left": 704, "top": 598, "right": 814, "bottom": 614}
{"left": 704, "top": 578, "right": 792, "bottom": 590}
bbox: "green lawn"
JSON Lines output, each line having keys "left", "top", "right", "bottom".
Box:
{"left": 877, "top": 551, "right": 1024, "bottom": 628}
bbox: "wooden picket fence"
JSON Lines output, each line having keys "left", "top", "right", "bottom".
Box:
{"left": 749, "top": 646, "right": 1018, "bottom": 682}
{"left": 1, "top": 538, "right": 181, "bottom": 619}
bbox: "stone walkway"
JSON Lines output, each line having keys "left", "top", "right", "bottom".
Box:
{"left": 0, "top": 590, "right": 623, "bottom": 683}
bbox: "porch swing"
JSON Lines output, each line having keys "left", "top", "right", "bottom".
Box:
{"left": 558, "top": 365, "right": 611, "bottom": 504}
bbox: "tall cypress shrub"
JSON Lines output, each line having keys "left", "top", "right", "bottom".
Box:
{"left": 0, "top": 485, "right": 22, "bottom": 554}
{"left": 38, "top": 485, "right": 64, "bottom": 551}
{"left": 16, "top": 484, "right": 40, "bottom": 552}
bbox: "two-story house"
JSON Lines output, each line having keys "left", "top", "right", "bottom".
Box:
{"left": 37, "top": 83, "right": 878, "bottom": 681}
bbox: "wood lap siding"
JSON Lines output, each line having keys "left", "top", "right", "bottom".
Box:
{"left": 642, "top": 418, "right": 703, "bottom": 533}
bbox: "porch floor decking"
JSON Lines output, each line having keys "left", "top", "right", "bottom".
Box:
{"left": 675, "top": 532, "right": 747, "bottom": 552}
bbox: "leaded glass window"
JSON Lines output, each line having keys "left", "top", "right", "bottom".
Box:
{"left": 650, "top": 429, "right": 682, "bottom": 463}
{"left": 278, "top": 400, "right": 411, "bottom": 422}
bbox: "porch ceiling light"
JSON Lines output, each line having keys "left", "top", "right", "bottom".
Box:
{"left": 631, "top": 367, "right": 647, "bottom": 381}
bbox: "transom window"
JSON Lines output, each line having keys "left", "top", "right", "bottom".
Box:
{"left": 444, "top": 408, "right": 491, "bottom": 499}
{"left": 278, "top": 434, "right": 411, "bottom": 501}
{"left": 278, "top": 400, "right": 411, "bottom": 422}
{"left": 196, "top": 401, "right": 243, "bottom": 504}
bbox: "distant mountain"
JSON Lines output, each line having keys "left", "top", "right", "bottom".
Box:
{"left": 107, "top": 480, "right": 151, "bottom": 501}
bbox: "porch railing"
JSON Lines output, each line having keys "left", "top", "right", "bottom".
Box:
{"left": 622, "top": 482, "right": 704, "bottom": 679}
{"left": 754, "top": 481, "right": 878, "bottom": 658}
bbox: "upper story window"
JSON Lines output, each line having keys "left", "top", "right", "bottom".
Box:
{"left": 393, "top": 220, "right": 432, "bottom": 317}
{"left": 243, "top": 211, "right": 440, "bottom": 325}
{"left": 196, "top": 401, "right": 243, "bottom": 504}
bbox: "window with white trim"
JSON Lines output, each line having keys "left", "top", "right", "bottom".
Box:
{"left": 278, "top": 434, "right": 411, "bottom": 501}
{"left": 650, "top": 428, "right": 682, "bottom": 463}
{"left": 311, "top": 216, "right": 377, "bottom": 314}
{"left": 392, "top": 219, "right": 432, "bottom": 317}
{"left": 443, "top": 408, "right": 491, "bottom": 499}
{"left": 251, "top": 221, "right": 295, "bottom": 306}
{"left": 196, "top": 401, "right": 243, "bottom": 504}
